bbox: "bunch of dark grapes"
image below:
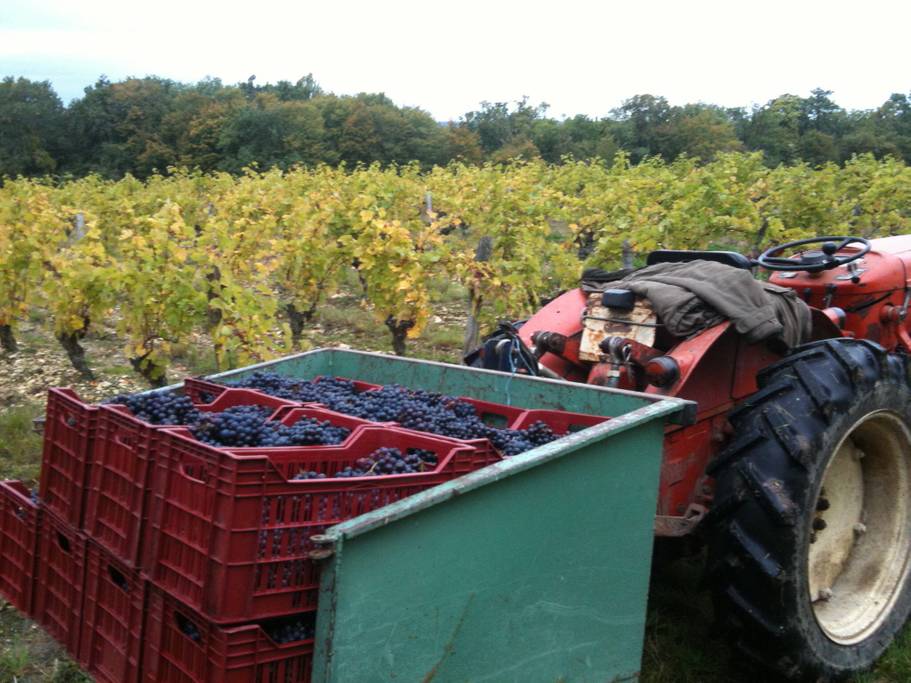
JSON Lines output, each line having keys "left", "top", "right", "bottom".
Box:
{"left": 294, "top": 470, "right": 326, "bottom": 480}
{"left": 327, "top": 384, "right": 559, "bottom": 454}
{"left": 279, "top": 418, "right": 349, "bottom": 447}
{"left": 486, "top": 420, "right": 558, "bottom": 456}
{"left": 293, "top": 447, "right": 437, "bottom": 479}
{"left": 523, "top": 421, "right": 557, "bottom": 447}
{"left": 190, "top": 405, "right": 274, "bottom": 446}
{"left": 191, "top": 406, "right": 350, "bottom": 448}
{"left": 265, "top": 614, "right": 315, "bottom": 643}
{"left": 216, "top": 373, "right": 560, "bottom": 456}
{"left": 106, "top": 391, "right": 201, "bottom": 426}
{"left": 317, "top": 384, "right": 489, "bottom": 437}
{"left": 224, "top": 372, "right": 360, "bottom": 405}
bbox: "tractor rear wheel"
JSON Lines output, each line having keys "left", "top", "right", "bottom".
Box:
{"left": 707, "top": 338, "right": 911, "bottom": 681}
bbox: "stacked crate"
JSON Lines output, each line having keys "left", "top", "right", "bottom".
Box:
{"left": 0, "top": 375, "right": 607, "bottom": 682}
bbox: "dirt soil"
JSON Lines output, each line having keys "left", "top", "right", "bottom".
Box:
{"left": 0, "top": 319, "right": 203, "bottom": 410}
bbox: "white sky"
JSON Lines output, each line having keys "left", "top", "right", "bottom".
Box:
{"left": 1, "top": 0, "right": 909, "bottom": 121}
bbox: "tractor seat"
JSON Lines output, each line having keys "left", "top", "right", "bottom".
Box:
{"left": 646, "top": 250, "right": 754, "bottom": 270}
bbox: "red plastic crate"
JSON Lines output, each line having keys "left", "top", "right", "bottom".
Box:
{"left": 182, "top": 377, "right": 227, "bottom": 403}
{"left": 38, "top": 388, "right": 98, "bottom": 527}
{"left": 274, "top": 406, "right": 381, "bottom": 442}
{"left": 393, "top": 397, "right": 607, "bottom": 451}
{"left": 299, "top": 386, "right": 594, "bottom": 452}
{"left": 511, "top": 408, "right": 609, "bottom": 434}
{"left": 143, "top": 587, "right": 314, "bottom": 683}
{"left": 458, "top": 396, "right": 527, "bottom": 429}
{"left": 144, "top": 426, "right": 497, "bottom": 622}
{"left": 331, "top": 376, "right": 382, "bottom": 393}
{"left": 0, "top": 481, "right": 38, "bottom": 614}
{"left": 31, "top": 511, "right": 87, "bottom": 654}
{"left": 84, "top": 388, "right": 299, "bottom": 568}
{"left": 200, "top": 388, "right": 299, "bottom": 418}
{"left": 79, "top": 541, "right": 145, "bottom": 683}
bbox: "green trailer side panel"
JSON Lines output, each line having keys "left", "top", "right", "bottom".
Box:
{"left": 313, "top": 420, "right": 666, "bottom": 683}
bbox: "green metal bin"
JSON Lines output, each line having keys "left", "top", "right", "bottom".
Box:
{"left": 197, "top": 349, "right": 691, "bottom": 682}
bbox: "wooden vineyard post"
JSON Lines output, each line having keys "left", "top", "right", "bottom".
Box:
{"left": 463, "top": 235, "right": 493, "bottom": 357}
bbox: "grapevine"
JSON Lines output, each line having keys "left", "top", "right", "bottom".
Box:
{"left": 2, "top": 155, "right": 911, "bottom": 381}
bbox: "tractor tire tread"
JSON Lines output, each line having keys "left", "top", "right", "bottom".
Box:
{"left": 706, "top": 429, "right": 765, "bottom": 476}
{"left": 735, "top": 459, "right": 798, "bottom": 526}
{"left": 706, "top": 338, "right": 911, "bottom": 681}
{"left": 727, "top": 519, "right": 785, "bottom": 579}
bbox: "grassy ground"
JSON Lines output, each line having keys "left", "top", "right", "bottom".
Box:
{"left": 2, "top": 287, "right": 911, "bottom": 681}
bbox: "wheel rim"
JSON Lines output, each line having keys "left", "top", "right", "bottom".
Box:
{"left": 808, "top": 410, "right": 911, "bottom": 645}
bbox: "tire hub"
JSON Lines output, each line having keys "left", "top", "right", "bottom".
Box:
{"left": 808, "top": 411, "right": 911, "bottom": 645}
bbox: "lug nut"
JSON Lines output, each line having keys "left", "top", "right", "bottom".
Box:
{"left": 815, "top": 588, "right": 834, "bottom": 602}
{"left": 816, "top": 497, "right": 830, "bottom": 511}
{"left": 813, "top": 518, "right": 828, "bottom": 531}
{"left": 853, "top": 523, "right": 867, "bottom": 536}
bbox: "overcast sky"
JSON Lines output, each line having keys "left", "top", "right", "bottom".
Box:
{"left": 2, "top": 0, "right": 909, "bottom": 121}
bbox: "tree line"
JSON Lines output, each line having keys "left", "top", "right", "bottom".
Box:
{"left": 2, "top": 73, "right": 911, "bottom": 179}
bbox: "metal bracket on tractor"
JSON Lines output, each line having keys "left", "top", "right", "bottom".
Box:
{"left": 465, "top": 321, "right": 559, "bottom": 379}
{"left": 579, "top": 291, "right": 656, "bottom": 362}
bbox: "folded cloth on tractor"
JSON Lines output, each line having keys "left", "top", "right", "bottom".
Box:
{"left": 582, "top": 260, "right": 811, "bottom": 347}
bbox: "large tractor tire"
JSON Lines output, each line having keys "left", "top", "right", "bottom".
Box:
{"left": 707, "top": 338, "right": 911, "bottom": 681}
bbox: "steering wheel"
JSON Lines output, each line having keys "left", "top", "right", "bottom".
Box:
{"left": 757, "top": 236, "right": 871, "bottom": 273}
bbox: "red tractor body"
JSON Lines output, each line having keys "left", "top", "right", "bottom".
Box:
{"left": 515, "top": 235, "right": 911, "bottom": 534}
{"left": 474, "top": 234, "right": 911, "bottom": 680}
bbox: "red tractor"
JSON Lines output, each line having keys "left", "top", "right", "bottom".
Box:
{"left": 470, "top": 235, "right": 911, "bottom": 681}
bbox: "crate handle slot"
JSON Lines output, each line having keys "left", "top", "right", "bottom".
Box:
{"left": 175, "top": 612, "right": 203, "bottom": 643}
{"left": 479, "top": 412, "right": 510, "bottom": 428}
{"left": 116, "top": 433, "right": 137, "bottom": 448}
{"left": 108, "top": 565, "right": 130, "bottom": 592}
{"left": 181, "top": 461, "right": 210, "bottom": 483}
{"left": 56, "top": 532, "right": 71, "bottom": 553}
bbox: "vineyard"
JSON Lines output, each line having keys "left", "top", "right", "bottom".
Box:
{"left": 3, "top": 151, "right": 911, "bottom": 387}
{"left": 4, "top": 151, "right": 911, "bottom": 681}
